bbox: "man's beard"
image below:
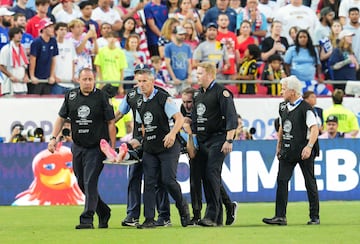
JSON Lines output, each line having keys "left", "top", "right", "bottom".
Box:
{"left": 2, "top": 19, "right": 11, "bottom": 27}
{"left": 351, "top": 19, "right": 359, "bottom": 25}
{"left": 121, "top": 0, "right": 130, "bottom": 8}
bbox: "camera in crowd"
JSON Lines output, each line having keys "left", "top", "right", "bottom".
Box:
{"left": 11, "top": 124, "right": 44, "bottom": 143}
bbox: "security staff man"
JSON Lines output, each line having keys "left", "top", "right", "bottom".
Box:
{"left": 115, "top": 64, "right": 171, "bottom": 227}
{"left": 135, "top": 67, "right": 190, "bottom": 228}
{"left": 48, "top": 68, "right": 116, "bottom": 229}
{"left": 263, "top": 76, "right": 320, "bottom": 226}
{"left": 193, "top": 62, "right": 238, "bottom": 227}
{"left": 181, "top": 87, "right": 238, "bottom": 226}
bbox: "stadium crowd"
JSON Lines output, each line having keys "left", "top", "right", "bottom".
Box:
{"left": 0, "top": 0, "right": 359, "bottom": 97}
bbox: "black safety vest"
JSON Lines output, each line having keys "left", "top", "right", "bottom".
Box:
{"left": 59, "top": 88, "right": 114, "bottom": 148}
{"left": 126, "top": 88, "right": 143, "bottom": 138}
{"left": 139, "top": 91, "right": 170, "bottom": 154}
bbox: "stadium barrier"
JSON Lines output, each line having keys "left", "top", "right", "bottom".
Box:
{"left": 1, "top": 139, "right": 360, "bottom": 206}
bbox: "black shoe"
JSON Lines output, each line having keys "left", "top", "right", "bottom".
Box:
{"left": 154, "top": 218, "right": 172, "bottom": 227}
{"left": 75, "top": 223, "right": 94, "bottom": 229}
{"left": 198, "top": 218, "right": 217, "bottom": 227}
{"left": 225, "top": 201, "right": 238, "bottom": 225}
{"left": 99, "top": 211, "right": 111, "bottom": 228}
{"left": 262, "top": 216, "right": 287, "bottom": 226}
{"left": 188, "top": 217, "right": 201, "bottom": 226}
{"left": 307, "top": 218, "right": 320, "bottom": 225}
{"left": 179, "top": 203, "right": 190, "bottom": 227}
{"left": 128, "top": 149, "right": 140, "bottom": 161}
{"left": 121, "top": 217, "right": 139, "bottom": 227}
{"left": 137, "top": 218, "right": 156, "bottom": 229}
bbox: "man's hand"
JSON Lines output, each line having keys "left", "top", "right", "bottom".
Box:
{"left": 221, "top": 141, "right": 233, "bottom": 154}
{"left": 301, "top": 145, "right": 312, "bottom": 160}
{"left": 48, "top": 140, "right": 57, "bottom": 153}
{"left": 163, "top": 132, "right": 176, "bottom": 148}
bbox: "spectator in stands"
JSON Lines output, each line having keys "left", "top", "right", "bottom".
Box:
{"left": 167, "top": 0, "right": 179, "bottom": 18}
{"left": 123, "top": 33, "right": 147, "bottom": 89}
{"left": 318, "top": 115, "right": 352, "bottom": 138}
{"left": 323, "top": 89, "right": 359, "bottom": 137}
{"left": 26, "top": 0, "right": 54, "bottom": 39}
{"left": 237, "top": 20, "right": 258, "bottom": 61}
{"left": 261, "top": 20, "right": 289, "bottom": 62}
{"left": 303, "top": 90, "right": 324, "bottom": 133}
{"left": 343, "top": 7, "right": 360, "bottom": 80}
{"left": 115, "top": 0, "right": 145, "bottom": 25}
{"left": 118, "top": 17, "right": 136, "bottom": 48}
{"left": 236, "top": 43, "right": 260, "bottom": 94}
{"left": 10, "top": 0, "right": 36, "bottom": 20}
{"left": 79, "top": 1, "right": 100, "bottom": 38}
{"left": 150, "top": 55, "right": 169, "bottom": 84}
{"left": 234, "top": 114, "right": 254, "bottom": 140}
{"left": 284, "top": 29, "right": 323, "bottom": 83}
{"left": 262, "top": 54, "right": 287, "bottom": 95}
{"left": 183, "top": 19, "right": 199, "bottom": 51}
{"left": 193, "top": 22, "right": 230, "bottom": 78}
{"left": 174, "top": 0, "right": 203, "bottom": 34}
{"left": 165, "top": 25, "right": 192, "bottom": 94}
{"left": 258, "top": 0, "right": 278, "bottom": 29}
{"left": 329, "top": 20, "right": 342, "bottom": 47}
{"left": 0, "top": 27, "right": 29, "bottom": 96}
{"left": 53, "top": 22, "right": 76, "bottom": 94}
{"left": 58, "top": 118, "right": 73, "bottom": 143}
{"left": 216, "top": 13, "right": 240, "bottom": 80}
{"left": 92, "top": 0, "right": 122, "bottom": 31}
{"left": 54, "top": 0, "right": 81, "bottom": 23}
{"left": 144, "top": 0, "right": 168, "bottom": 56}
{"left": 158, "top": 17, "right": 180, "bottom": 58}
{"left": 8, "top": 124, "right": 27, "bottom": 143}
{"left": 338, "top": 0, "right": 360, "bottom": 26}
{"left": 94, "top": 31, "right": 127, "bottom": 95}
{"left": 29, "top": 18, "right": 58, "bottom": 95}
{"left": 230, "top": 0, "right": 243, "bottom": 14}
{"left": 274, "top": 0, "right": 320, "bottom": 44}
{"left": 13, "top": 14, "right": 33, "bottom": 55}
{"left": 97, "top": 23, "right": 120, "bottom": 49}
{"left": 316, "top": 0, "right": 340, "bottom": 20}
{"left": 236, "top": 0, "right": 268, "bottom": 43}
{"left": 328, "top": 30, "right": 358, "bottom": 91}
{"left": 0, "top": 7, "right": 14, "bottom": 51}
{"left": 202, "top": 0, "right": 237, "bottom": 33}
{"left": 199, "top": 0, "right": 211, "bottom": 21}
{"left": 288, "top": 26, "right": 299, "bottom": 46}
{"left": 67, "top": 19, "right": 98, "bottom": 79}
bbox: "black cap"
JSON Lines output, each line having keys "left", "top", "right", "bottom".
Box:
{"left": 206, "top": 22, "right": 218, "bottom": 29}
{"left": 326, "top": 115, "right": 338, "bottom": 123}
{"left": 134, "top": 64, "right": 151, "bottom": 73}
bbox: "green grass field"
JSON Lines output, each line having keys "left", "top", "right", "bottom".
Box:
{"left": 1, "top": 201, "right": 359, "bottom": 243}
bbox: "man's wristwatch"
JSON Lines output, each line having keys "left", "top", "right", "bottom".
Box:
{"left": 226, "top": 139, "right": 233, "bottom": 144}
{"left": 50, "top": 136, "right": 57, "bottom": 141}
{"left": 307, "top": 143, "right": 314, "bottom": 148}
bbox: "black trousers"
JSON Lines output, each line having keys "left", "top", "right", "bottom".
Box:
{"left": 190, "top": 155, "right": 232, "bottom": 219}
{"left": 275, "top": 154, "right": 319, "bottom": 219}
{"left": 72, "top": 144, "right": 110, "bottom": 224}
{"left": 142, "top": 142, "right": 185, "bottom": 219}
{"left": 126, "top": 161, "right": 170, "bottom": 220}
{"left": 197, "top": 135, "right": 226, "bottom": 224}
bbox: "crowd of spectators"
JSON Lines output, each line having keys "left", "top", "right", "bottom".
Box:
{"left": 0, "top": 0, "right": 359, "bottom": 97}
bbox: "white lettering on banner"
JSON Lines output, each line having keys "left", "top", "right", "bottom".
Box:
{"left": 178, "top": 149, "right": 359, "bottom": 194}
{"left": 326, "top": 149, "right": 359, "bottom": 191}
{"left": 222, "top": 152, "right": 243, "bottom": 192}
{"left": 246, "top": 151, "right": 278, "bottom": 192}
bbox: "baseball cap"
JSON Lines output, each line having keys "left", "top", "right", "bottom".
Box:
{"left": 206, "top": 22, "right": 218, "bottom": 29}
{"left": 173, "top": 26, "right": 187, "bottom": 35}
{"left": 338, "top": 29, "right": 355, "bottom": 39}
{"left": 0, "top": 7, "right": 14, "bottom": 16}
{"left": 38, "top": 18, "right": 54, "bottom": 32}
{"left": 320, "top": 7, "right": 334, "bottom": 20}
{"left": 134, "top": 64, "right": 151, "bottom": 73}
{"left": 326, "top": 115, "right": 338, "bottom": 123}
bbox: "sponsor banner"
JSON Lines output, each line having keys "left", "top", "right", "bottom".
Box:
{"left": 1, "top": 139, "right": 359, "bottom": 206}
{"left": 1, "top": 97, "right": 360, "bottom": 142}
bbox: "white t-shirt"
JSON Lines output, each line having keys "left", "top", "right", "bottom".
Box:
{"left": 55, "top": 39, "right": 77, "bottom": 88}
{"left": 274, "top": 4, "right": 320, "bottom": 44}
{"left": 91, "top": 7, "right": 122, "bottom": 25}
{"left": 338, "top": 0, "right": 360, "bottom": 24}
{"left": 0, "top": 43, "right": 27, "bottom": 94}
{"left": 54, "top": 9, "right": 81, "bottom": 24}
